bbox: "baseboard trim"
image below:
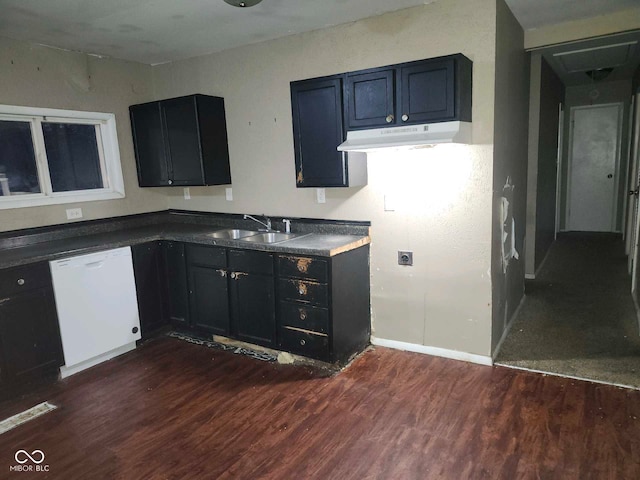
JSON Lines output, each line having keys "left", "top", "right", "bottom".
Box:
{"left": 370, "top": 337, "right": 493, "bottom": 366}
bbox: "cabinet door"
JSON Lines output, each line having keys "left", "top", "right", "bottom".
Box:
{"left": 162, "top": 241, "right": 189, "bottom": 327}
{"left": 230, "top": 272, "right": 275, "bottom": 347}
{"left": 130, "top": 102, "right": 170, "bottom": 187}
{"left": 399, "top": 59, "right": 455, "bottom": 124}
{"left": 162, "top": 96, "right": 206, "bottom": 186}
{"left": 291, "top": 76, "right": 347, "bottom": 187}
{"left": 0, "top": 289, "right": 63, "bottom": 384}
{"left": 346, "top": 69, "right": 395, "bottom": 129}
{"left": 188, "top": 266, "right": 230, "bottom": 335}
{"left": 132, "top": 242, "right": 169, "bottom": 338}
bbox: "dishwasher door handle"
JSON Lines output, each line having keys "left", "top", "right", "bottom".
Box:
{"left": 84, "top": 260, "right": 105, "bottom": 269}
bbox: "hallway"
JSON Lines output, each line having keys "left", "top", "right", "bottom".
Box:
{"left": 496, "top": 233, "right": 640, "bottom": 389}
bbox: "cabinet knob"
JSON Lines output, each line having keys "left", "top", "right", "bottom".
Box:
{"left": 217, "top": 269, "right": 227, "bottom": 277}
{"left": 17, "top": 278, "right": 25, "bottom": 286}
{"left": 300, "top": 339, "right": 306, "bottom": 346}
{"left": 297, "top": 283, "right": 307, "bottom": 296}
{"left": 132, "top": 326, "right": 139, "bottom": 334}
{"left": 168, "top": 179, "right": 173, "bottom": 185}
{"left": 385, "top": 114, "right": 394, "bottom": 123}
{"left": 299, "top": 310, "right": 307, "bottom": 321}
{"left": 401, "top": 114, "right": 409, "bottom": 122}
{"left": 230, "top": 272, "right": 236, "bottom": 279}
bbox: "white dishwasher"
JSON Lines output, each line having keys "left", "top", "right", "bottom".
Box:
{"left": 50, "top": 246, "right": 141, "bottom": 378}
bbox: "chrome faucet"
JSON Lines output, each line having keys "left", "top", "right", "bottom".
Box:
{"left": 243, "top": 214, "right": 272, "bottom": 231}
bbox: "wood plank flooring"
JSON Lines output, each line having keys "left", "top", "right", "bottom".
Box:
{"left": 1, "top": 336, "right": 639, "bottom": 479}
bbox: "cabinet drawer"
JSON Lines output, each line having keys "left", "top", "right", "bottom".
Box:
{"left": 187, "top": 245, "right": 226, "bottom": 268}
{"left": 278, "top": 255, "right": 328, "bottom": 281}
{"left": 279, "top": 301, "right": 328, "bottom": 334}
{"left": 278, "top": 278, "right": 328, "bottom": 306}
{"left": 279, "top": 326, "right": 328, "bottom": 360}
{"left": 229, "top": 249, "right": 273, "bottom": 275}
{"left": 0, "top": 262, "right": 51, "bottom": 297}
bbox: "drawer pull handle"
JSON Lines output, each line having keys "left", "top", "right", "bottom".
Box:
{"left": 300, "top": 339, "right": 306, "bottom": 346}
{"left": 296, "top": 258, "right": 311, "bottom": 274}
{"left": 297, "top": 283, "right": 307, "bottom": 296}
{"left": 299, "top": 310, "right": 307, "bottom": 321}
{"left": 17, "top": 278, "right": 25, "bottom": 286}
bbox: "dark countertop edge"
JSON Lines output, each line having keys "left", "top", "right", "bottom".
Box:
{"left": 0, "top": 210, "right": 372, "bottom": 250}
{"left": 0, "top": 227, "right": 371, "bottom": 270}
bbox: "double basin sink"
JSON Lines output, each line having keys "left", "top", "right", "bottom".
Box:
{"left": 207, "top": 229, "right": 301, "bottom": 244}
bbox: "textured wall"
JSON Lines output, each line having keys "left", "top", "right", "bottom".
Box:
{"left": 491, "top": 0, "right": 528, "bottom": 353}
{"left": 525, "top": 55, "right": 564, "bottom": 276}
{"left": 152, "top": 0, "right": 498, "bottom": 356}
{"left": 0, "top": 36, "right": 167, "bottom": 232}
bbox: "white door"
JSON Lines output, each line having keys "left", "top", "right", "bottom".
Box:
{"left": 567, "top": 103, "right": 623, "bottom": 232}
{"left": 629, "top": 93, "right": 640, "bottom": 297}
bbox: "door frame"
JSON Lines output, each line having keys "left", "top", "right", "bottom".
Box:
{"left": 555, "top": 103, "right": 564, "bottom": 239}
{"left": 565, "top": 102, "right": 624, "bottom": 232}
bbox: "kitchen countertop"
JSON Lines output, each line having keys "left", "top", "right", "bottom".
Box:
{"left": 0, "top": 219, "right": 371, "bottom": 269}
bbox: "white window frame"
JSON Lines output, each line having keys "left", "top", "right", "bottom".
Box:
{"left": 0, "top": 104, "right": 125, "bottom": 210}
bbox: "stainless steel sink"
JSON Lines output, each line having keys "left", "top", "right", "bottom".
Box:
{"left": 239, "top": 232, "right": 299, "bottom": 244}
{"left": 207, "top": 229, "right": 260, "bottom": 239}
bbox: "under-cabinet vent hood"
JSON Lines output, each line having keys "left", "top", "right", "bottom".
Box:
{"left": 337, "top": 121, "right": 471, "bottom": 152}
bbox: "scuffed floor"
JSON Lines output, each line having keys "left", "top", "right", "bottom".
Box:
{"left": 496, "top": 232, "right": 640, "bottom": 389}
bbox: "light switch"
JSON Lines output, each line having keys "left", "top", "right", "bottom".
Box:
{"left": 225, "top": 187, "right": 233, "bottom": 201}
{"left": 316, "top": 188, "right": 326, "bottom": 204}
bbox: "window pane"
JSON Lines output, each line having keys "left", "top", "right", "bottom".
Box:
{"left": 0, "top": 120, "right": 41, "bottom": 195}
{"left": 42, "top": 122, "right": 104, "bottom": 192}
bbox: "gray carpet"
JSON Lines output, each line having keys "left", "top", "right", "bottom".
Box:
{"left": 495, "top": 232, "right": 640, "bottom": 389}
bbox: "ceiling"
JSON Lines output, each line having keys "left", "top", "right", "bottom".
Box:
{"left": 538, "top": 31, "right": 640, "bottom": 86}
{"left": 0, "top": 0, "right": 636, "bottom": 65}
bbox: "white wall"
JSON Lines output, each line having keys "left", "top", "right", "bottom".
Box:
{"left": 152, "top": 0, "right": 498, "bottom": 356}
{"left": 0, "top": 36, "right": 167, "bottom": 232}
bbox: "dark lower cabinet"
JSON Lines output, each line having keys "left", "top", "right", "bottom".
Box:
{"left": 229, "top": 250, "right": 276, "bottom": 348}
{"left": 163, "top": 241, "right": 190, "bottom": 327}
{"left": 131, "top": 240, "right": 369, "bottom": 365}
{"left": 132, "top": 242, "right": 170, "bottom": 339}
{"left": 0, "top": 263, "right": 64, "bottom": 393}
{"left": 186, "top": 245, "right": 230, "bottom": 336}
{"left": 277, "top": 246, "right": 370, "bottom": 364}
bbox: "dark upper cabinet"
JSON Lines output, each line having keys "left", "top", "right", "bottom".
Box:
{"left": 400, "top": 58, "right": 455, "bottom": 124}
{"left": 132, "top": 242, "right": 169, "bottom": 339}
{"left": 162, "top": 241, "right": 190, "bottom": 327}
{"left": 186, "top": 245, "right": 230, "bottom": 336}
{"left": 344, "top": 54, "right": 472, "bottom": 130}
{"left": 346, "top": 68, "right": 395, "bottom": 128}
{"left": 291, "top": 76, "right": 367, "bottom": 188}
{"left": 0, "top": 263, "right": 64, "bottom": 389}
{"left": 228, "top": 249, "right": 276, "bottom": 348}
{"left": 130, "top": 94, "right": 231, "bottom": 187}
{"left": 291, "top": 76, "right": 347, "bottom": 188}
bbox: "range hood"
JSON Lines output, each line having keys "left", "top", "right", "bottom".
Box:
{"left": 337, "top": 121, "right": 471, "bottom": 152}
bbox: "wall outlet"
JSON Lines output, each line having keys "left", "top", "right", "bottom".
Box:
{"left": 316, "top": 188, "right": 326, "bottom": 204}
{"left": 183, "top": 187, "right": 191, "bottom": 200}
{"left": 398, "top": 251, "right": 413, "bottom": 266}
{"left": 225, "top": 187, "right": 233, "bottom": 201}
{"left": 66, "top": 208, "right": 83, "bottom": 220}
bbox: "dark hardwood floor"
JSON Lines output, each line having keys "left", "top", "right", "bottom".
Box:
{"left": 1, "top": 336, "right": 639, "bottom": 479}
